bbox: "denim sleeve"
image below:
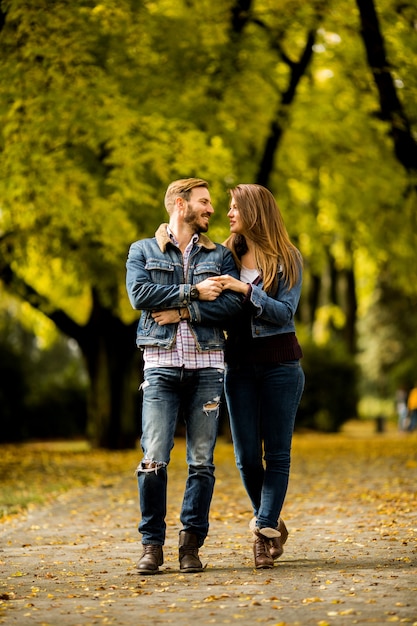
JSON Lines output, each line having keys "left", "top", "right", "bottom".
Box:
{"left": 249, "top": 268, "right": 302, "bottom": 326}
{"left": 188, "top": 247, "right": 243, "bottom": 324}
{"left": 126, "top": 242, "right": 188, "bottom": 310}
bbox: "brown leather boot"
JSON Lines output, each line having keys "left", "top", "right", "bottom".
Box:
{"left": 136, "top": 544, "right": 163, "bottom": 574}
{"left": 253, "top": 535, "right": 274, "bottom": 569}
{"left": 179, "top": 530, "right": 203, "bottom": 573}
{"left": 270, "top": 518, "right": 289, "bottom": 559}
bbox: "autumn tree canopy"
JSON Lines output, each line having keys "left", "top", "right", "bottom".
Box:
{"left": 0, "top": 0, "right": 416, "bottom": 446}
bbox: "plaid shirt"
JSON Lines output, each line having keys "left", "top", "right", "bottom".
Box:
{"left": 143, "top": 229, "right": 224, "bottom": 370}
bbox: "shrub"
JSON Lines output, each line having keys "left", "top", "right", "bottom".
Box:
{"left": 296, "top": 341, "right": 358, "bottom": 432}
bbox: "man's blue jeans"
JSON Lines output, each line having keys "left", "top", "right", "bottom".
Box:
{"left": 225, "top": 361, "right": 304, "bottom": 530}
{"left": 137, "top": 367, "right": 224, "bottom": 546}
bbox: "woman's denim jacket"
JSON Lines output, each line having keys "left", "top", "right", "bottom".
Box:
{"left": 126, "top": 224, "right": 242, "bottom": 351}
{"left": 244, "top": 263, "right": 303, "bottom": 338}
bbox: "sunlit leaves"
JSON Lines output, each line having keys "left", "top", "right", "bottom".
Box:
{"left": 0, "top": 0, "right": 417, "bottom": 446}
{"left": 1, "top": 0, "right": 416, "bottom": 317}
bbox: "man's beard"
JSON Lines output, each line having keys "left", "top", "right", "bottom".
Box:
{"left": 184, "top": 205, "right": 209, "bottom": 233}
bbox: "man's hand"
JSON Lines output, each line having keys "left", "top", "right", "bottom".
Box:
{"left": 194, "top": 277, "right": 223, "bottom": 301}
{"left": 151, "top": 278, "right": 226, "bottom": 326}
{"left": 151, "top": 309, "right": 189, "bottom": 326}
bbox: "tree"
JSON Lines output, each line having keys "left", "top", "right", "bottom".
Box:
{"left": 356, "top": 0, "right": 417, "bottom": 181}
{"left": 1, "top": 0, "right": 416, "bottom": 445}
{"left": 269, "top": 0, "right": 416, "bottom": 352}
{"left": 0, "top": 0, "right": 236, "bottom": 447}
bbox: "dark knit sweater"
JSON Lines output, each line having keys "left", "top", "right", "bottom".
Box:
{"left": 224, "top": 305, "right": 303, "bottom": 366}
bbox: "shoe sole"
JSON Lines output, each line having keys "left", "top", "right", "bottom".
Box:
{"left": 180, "top": 567, "right": 204, "bottom": 573}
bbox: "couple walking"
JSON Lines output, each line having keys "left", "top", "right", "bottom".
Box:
{"left": 126, "top": 178, "right": 304, "bottom": 573}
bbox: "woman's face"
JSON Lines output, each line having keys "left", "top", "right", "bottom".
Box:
{"left": 227, "top": 196, "right": 244, "bottom": 234}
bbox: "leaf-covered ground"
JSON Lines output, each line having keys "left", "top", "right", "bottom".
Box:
{"left": 0, "top": 421, "right": 416, "bottom": 626}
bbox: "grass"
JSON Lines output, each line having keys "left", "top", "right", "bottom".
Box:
{"left": 0, "top": 441, "right": 140, "bottom": 520}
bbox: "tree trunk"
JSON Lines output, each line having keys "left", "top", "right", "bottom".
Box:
{"left": 344, "top": 266, "right": 357, "bottom": 355}
{"left": 356, "top": 0, "right": 417, "bottom": 180}
{"left": 72, "top": 291, "right": 140, "bottom": 449}
{"left": 306, "top": 273, "right": 322, "bottom": 329}
{"left": 0, "top": 256, "right": 141, "bottom": 448}
{"left": 82, "top": 328, "right": 140, "bottom": 449}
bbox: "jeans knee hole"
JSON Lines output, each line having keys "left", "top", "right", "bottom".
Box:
{"left": 135, "top": 459, "right": 166, "bottom": 475}
{"left": 203, "top": 395, "right": 221, "bottom": 415}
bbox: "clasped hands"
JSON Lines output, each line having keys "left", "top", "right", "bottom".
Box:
{"left": 151, "top": 275, "right": 247, "bottom": 326}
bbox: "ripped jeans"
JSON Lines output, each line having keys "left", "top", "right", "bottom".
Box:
{"left": 136, "top": 367, "right": 224, "bottom": 546}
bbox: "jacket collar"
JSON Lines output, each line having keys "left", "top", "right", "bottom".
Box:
{"left": 155, "top": 223, "right": 216, "bottom": 252}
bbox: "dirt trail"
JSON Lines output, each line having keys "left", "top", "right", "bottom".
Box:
{"left": 1, "top": 428, "right": 416, "bottom": 625}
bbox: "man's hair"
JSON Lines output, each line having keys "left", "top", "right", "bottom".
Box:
{"left": 164, "top": 178, "right": 209, "bottom": 214}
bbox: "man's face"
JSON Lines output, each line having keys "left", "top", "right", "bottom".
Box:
{"left": 183, "top": 187, "right": 214, "bottom": 233}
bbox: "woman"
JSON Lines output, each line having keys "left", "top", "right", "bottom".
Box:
{"left": 216, "top": 184, "right": 305, "bottom": 569}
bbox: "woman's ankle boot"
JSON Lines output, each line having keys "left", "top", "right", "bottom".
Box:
{"left": 270, "top": 518, "right": 289, "bottom": 559}
{"left": 253, "top": 535, "right": 274, "bottom": 568}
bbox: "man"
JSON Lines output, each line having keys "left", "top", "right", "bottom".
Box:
{"left": 126, "top": 178, "right": 241, "bottom": 574}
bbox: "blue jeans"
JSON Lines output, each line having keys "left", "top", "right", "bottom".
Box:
{"left": 137, "top": 367, "right": 224, "bottom": 546}
{"left": 225, "top": 361, "right": 304, "bottom": 530}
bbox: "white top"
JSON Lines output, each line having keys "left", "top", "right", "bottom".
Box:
{"left": 240, "top": 266, "right": 260, "bottom": 284}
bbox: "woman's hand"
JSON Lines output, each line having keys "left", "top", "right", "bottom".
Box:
{"left": 214, "top": 274, "right": 251, "bottom": 295}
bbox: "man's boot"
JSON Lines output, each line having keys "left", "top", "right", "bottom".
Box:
{"left": 136, "top": 544, "right": 163, "bottom": 574}
{"left": 178, "top": 530, "right": 203, "bottom": 573}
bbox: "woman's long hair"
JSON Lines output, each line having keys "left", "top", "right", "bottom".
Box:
{"left": 224, "top": 184, "right": 302, "bottom": 293}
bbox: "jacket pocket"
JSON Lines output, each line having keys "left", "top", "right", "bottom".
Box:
{"left": 192, "top": 260, "right": 222, "bottom": 281}
{"left": 145, "top": 258, "right": 176, "bottom": 285}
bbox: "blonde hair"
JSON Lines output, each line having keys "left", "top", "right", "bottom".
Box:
{"left": 164, "top": 178, "right": 209, "bottom": 214}
{"left": 224, "top": 184, "right": 302, "bottom": 293}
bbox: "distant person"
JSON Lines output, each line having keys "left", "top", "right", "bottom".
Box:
{"left": 126, "top": 178, "right": 242, "bottom": 574}
{"left": 214, "top": 184, "right": 305, "bottom": 569}
{"left": 406, "top": 383, "right": 417, "bottom": 432}
{"left": 395, "top": 387, "right": 408, "bottom": 431}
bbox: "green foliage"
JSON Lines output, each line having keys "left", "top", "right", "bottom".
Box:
{"left": 0, "top": 0, "right": 416, "bottom": 444}
{"left": 297, "top": 340, "right": 358, "bottom": 432}
{"left": 357, "top": 276, "right": 417, "bottom": 401}
{"left": 276, "top": 1, "right": 416, "bottom": 287}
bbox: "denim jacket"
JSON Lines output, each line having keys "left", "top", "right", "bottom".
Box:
{"left": 245, "top": 264, "right": 303, "bottom": 338}
{"left": 126, "top": 224, "right": 242, "bottom": 350}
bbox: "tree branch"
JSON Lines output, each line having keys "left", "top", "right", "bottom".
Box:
{"left": 230, "top": 0, "right": 253, "bottom": 36}
{"left": 256, "top": 29, "right": 317, "bottom": 187}
{"left": 356, "top": 0, "right": 417, "bottom": 176}
{"left": 0, "top": 255, "right": 86, "bottom": 344}
{"left": 0, "top": 2, "right": 6, "bottom": 33}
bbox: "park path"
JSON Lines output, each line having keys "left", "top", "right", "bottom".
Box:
{"left": 0, "top": 426, "right": 416, "bottom": 626}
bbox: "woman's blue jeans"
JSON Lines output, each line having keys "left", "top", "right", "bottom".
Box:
{"left": 225, "top": 361, "right": 304, "bottom": 530}
{"left": 137, "top": 367, "right": 224, "bottom": 546}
